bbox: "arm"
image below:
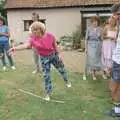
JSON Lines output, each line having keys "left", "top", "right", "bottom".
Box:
{"left": 85, "top": 28, "right": 89, "bottom": 53}
{"left": 8, "top": 37, "right": 32, "bottom": 54}
{"left": 9, "top": 42, "right": 31, "bottom": 54}
{"left": 102, "top": 27, "right": 108, "bottom": 40}
{"left": 85, "top": 40, "right": 88, "bottom": 51}
{"left": 0, "top": 32, "right": 10, "bottom": 37}
{"left": 13, "top": 36, "right": 33, "bottom": 50}
{"left": 53, "top": 40, "right": 61, "bottom": 54}
{"left": 0, "top": 26, "right": 10, "bottom": 37}
{"left": 13, "top": 43, "right": 31, "bottom": 50}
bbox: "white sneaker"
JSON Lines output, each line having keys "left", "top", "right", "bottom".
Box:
{"left": 83, "top": 75, "right": 87, "bottom": 80}
{"left": 44, "top": 94, "right": 50, "bottom": 101}
{"left": 3, "top": 66, "right": 7, "bottom": 71}
{"left": 11, "top": 66, "right": 16, "bottom": 70}
{"left": 102, "top": 74, "right": 107, "bottom": 80}
{"left": 32, "top": 70, "right": 38, "bottom": 74}
{"left": 66, "top": 82, "right": 72, "bottom": 88}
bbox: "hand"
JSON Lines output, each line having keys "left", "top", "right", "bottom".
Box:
{"left": 59, "top": 53, "right": 64, "bottom": 61}
{"left": 0, "top": 32, "right": 3, "bottom": 36}
{"left": 7, "top": 47, "right": 16, "bottom": 55}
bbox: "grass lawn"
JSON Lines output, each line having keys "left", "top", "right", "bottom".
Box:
{"left": 0, "top": 51, "right": 116, "bottom": 120}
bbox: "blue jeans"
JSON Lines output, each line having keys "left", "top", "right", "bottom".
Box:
{"left": 40, "top": 53, "right": 68, "bottom": 94}
{"left": 0, "top": 42, "right": 14, "bottom": 66}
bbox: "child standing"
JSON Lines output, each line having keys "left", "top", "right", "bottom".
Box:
{"left": 101, "top": 17, "right": 117, "bottom": 77}
{"left": 9, "top": 21, "right": 71, "bottom": 101}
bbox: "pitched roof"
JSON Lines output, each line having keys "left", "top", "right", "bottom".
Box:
{"left": 4, "top": 0, "right": 120, "bottom": 9}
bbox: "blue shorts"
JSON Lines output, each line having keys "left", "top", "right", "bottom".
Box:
{"left": 112, "top": 61, "right": 120, "bottom": 83}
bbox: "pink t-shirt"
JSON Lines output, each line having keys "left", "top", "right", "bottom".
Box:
{"left": 29, "top": 32, "right": 56, "bottom": 56}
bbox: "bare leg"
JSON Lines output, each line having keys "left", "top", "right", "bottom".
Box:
{"left": 92, "top": 69, "right": 97, "bottom": 80}
{"left": 102, "top": 70, "right": 107, "bottom": 79}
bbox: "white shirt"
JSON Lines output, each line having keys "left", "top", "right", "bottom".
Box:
{"left": 112, "top": 27, "right": 120, "bottom": 64}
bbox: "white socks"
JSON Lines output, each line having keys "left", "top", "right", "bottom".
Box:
{"left": 115, "top": 106, "right": 120, "bottom": 113}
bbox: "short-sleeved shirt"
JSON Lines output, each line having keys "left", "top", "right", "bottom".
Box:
{"left": 112, "top": 26, "right": 120, "bottom": 64}
{"left": 28, "top": 32, "right": 56, "bottom": 56}
{"left": 0, "top": 25, "right": 9, "bottom": 43}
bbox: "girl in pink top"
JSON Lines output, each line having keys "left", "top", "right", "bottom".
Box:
{"left": 9, "top": 21, "right": 71, "bottom": 101}
{"left": 101, "top": 17, "right": 117, "bottom": 77}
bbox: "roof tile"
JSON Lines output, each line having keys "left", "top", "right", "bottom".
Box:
{"left": 4, "top": 0, "right": 120, "bottom": 9}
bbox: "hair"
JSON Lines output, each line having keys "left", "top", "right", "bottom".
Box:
{"left": 0, "top": 16, "right": 6, "bottom": 24}
{"left": 32, "top": 12, "right": 39, "bottom": 20}
{"left": 104, "top": 19, "right": 109, "bottom": 26}
{"left": 109, "top": 17, "right": 117, "bottom": 27}
{"left": 90, "top": 16, "right": 100, "bottom": 25}
{"left": 30, "top": 21, "right": 46, "bottom": 35}
{"left": 111, "top": 3, "right": 120, "bottom": 13}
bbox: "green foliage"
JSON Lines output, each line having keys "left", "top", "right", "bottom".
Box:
{"left": 72, "top": 25, "right": 83, "bottom": 49}
{"left": 0, "top": 50, "right": 114, "bottom": 120}
{"left": 59, "top": 25, "right": 84, "bottom": 50}
{"left": 0, "top": 0, "right": 7, "bottom": 18}
{"left": 59, "top": 35, "right": 73, "bottom": 50}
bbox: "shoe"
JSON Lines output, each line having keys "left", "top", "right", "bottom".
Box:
{"left": 66, "top": 82, "right": 71, "bottom": 88}
{"left": 83, "top": 75, "right": 86, "bottom": 80}
{"left": 3, "top": 66, "right": 7, "bottom": 71}
{"left": 32, "top": 70, "right": 38, "bottom": 74}
{"left": 11, "top": 66, "right": 16, "bottom": 70}
{"left": 102, "top": 74, "right": 107, "bottom": 80}
{"left": 93, "top": 76, "right": 97, "bottom": 80}
{"left": 105, "top": 108, "right": 120, "bottom": 118}
{"left": 44, "top": 94, "right": 50, "bottom": 101}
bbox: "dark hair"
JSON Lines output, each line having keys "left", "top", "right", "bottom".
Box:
{"left": 90, "top": 16, "right": 100, "bottom": 25}
{"left": 32, "top": 12, "right": 39, "bottom": 20}
{"left": 0, "top": 16, "right": 5, "bottom": 24}
{"left": 111, "top": 3, "right": 120, "bottom": 13}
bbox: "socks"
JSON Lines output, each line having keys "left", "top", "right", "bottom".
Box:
{"left": 115, "top": 106, "right": 120, "bottom": 113}
{"left": 114, "top": 103, "right": 120, "bottom": 114}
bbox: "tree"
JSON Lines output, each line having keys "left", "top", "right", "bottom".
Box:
{"left": 0, "top": 0, "right": 6, "bottom": 17}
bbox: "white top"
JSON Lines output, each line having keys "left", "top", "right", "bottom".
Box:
{"left": 112, "top": 27, "right": 120, "bottom": 64}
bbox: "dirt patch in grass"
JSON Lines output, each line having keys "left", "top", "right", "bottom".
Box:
{"left": 0, "top": 80, "right": 16, "bottom": 86}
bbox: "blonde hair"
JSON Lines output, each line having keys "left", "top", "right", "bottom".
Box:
{"left": 30, "top": 21, "right": 46, "bottom": 35}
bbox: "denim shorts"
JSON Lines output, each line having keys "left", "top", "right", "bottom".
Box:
{"left": 112, "top": 61, "right": 120, "bottom": 83}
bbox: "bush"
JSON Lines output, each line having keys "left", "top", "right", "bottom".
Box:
{"left": 59, "top": 25, "right": 84, "bottom": 50}
{"left": 72, "top": 25, "right": 83, "bottom": 49}
{"left": 59, "top": 35, "right": 73, "bottom": 50}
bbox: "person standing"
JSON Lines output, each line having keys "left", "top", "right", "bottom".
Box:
{"left": 9, "top": 21, "right": 71, "bottom": 101}
{"left": 0, "top": 16, "right": 15, "bottom": 70}
{"left": 29, "top": 12, "right": 41, "bottom": 74}
{"left": 83, "top": 16, "right": 104, "bottom": 80}
{"left": 105, "top": 3, "right": 120, "bottom": 118}
{"left": 101, "top": 17, "right": 117, "bottom": 77}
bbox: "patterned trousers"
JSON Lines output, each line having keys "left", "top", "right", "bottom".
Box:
{"left": 40, "top": 53, "right": 68, "bottom": 94}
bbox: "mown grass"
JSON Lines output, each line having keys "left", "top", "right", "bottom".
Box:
{"left": 0, "top": 51, "right": 116, "bottom": 120}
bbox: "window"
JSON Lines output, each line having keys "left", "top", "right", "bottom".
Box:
{"left": 24, "top": 19, "right": 46, "bottom": 31}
